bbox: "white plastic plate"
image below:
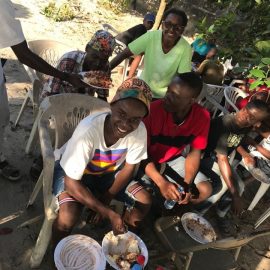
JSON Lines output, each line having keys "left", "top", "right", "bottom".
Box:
{"left": 102, "top": 231, "right": 148, "bottom": 270}
{"left": 181, "top": 212, "right": 217, "bottom": 244}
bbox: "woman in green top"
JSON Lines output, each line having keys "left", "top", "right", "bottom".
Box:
{"left": 110, "top": 8, "right": 192, "bottom": 98}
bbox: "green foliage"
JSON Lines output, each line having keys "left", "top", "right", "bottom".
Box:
{"left": 248, "top": 57, "right": 270, "bottom": 90}
{"left": 196, "top": 0, "right": 270, "bottom": 65}
{"left": 98, "top": 0, "right": 131, "bottom": 13}
{"left": 41, "top": 1, "right": 75, "bottom": 22}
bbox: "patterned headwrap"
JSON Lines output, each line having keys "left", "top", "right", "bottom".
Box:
{"left": 111, "top": 78, "right": 152, "bottom": 115}
{"left": 87, "top": 30, "right": 116, "bottom": 56}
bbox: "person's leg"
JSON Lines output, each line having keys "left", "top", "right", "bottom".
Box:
{"left": 123, "top": 181, "right": 152, "bottom": 229}
{"left": 52, "top": 195, "right": 83, "bottom": 249}
{"left": 191, "top": 179, "right": 212, "bottom": 204}
{"left": 0, "top": 81, "right": 20, "bottom": 181}
{"left": 51, "top": 161, "right": 83, "bottom": 249}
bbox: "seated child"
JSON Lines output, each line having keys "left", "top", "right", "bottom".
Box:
{"left": 41, "top": 30, "right": 116, "bottom": 101}
{"left": 52, "top": 78, "right": 152, "bottom": 247}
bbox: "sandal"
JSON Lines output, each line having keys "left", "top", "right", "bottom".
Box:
{"left": 0, "top": 160, "right": 21, "bottom": 181}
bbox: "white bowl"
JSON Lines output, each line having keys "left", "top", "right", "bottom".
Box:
{"left": 102, "top": 231, "right": 148, "bottom": 269}
{"left": 54, "top": 234, "right": 106, "bottom": 270}
{"left": 181, "top": 212, "right": 217, "bottom": 244}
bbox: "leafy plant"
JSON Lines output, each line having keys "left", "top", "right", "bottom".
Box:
{"left": 41, "top": 1, "right": 75, "bottom": 22}
{"left": 195, "top": 0, "right": 270, "bottom": 65}
{"left": 248, "top": 58, "right": 270, "bottom": 90}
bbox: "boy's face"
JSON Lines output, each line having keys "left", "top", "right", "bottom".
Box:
{"left": 110, "top": 99, "right": 147, "bottom": 139}
{"left": 143, "top": 19, "right": 154, "bottom": 30}
{"left": 235, "top": 107, "right": 267, "bottom": 128}
{"left": 84, "top": 47, "right": 110, "bottom": 71}
{"left": 163, "top": 77, "right": 195, "bottom": 113}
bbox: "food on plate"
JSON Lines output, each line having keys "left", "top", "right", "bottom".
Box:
{"left": 106, "top": 233, "right": 141, "bottom": 270}
{"left": 186, "top": 217, "right": 216, "bottom": 242}
{"left": 81, "top": 70, "right": 112, "bottom": 89}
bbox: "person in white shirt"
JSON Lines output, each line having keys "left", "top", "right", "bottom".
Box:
{"left": 52, "top": 78, "right": 152, "bottom": 247}
{"left": 0, "top": 0, "right": 86, "bottom": 181}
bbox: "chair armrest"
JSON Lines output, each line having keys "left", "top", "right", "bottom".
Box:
{"left": 38, "top": 119, "right": 55, "bottom": 210}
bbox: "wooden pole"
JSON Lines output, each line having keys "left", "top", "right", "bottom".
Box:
{"left": 153, "top": 0, "right": 168, "bottom": 30}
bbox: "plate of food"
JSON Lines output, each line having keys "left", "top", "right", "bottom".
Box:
{"left": 181, "top": 212, "right": 216, "bottom": 244}
{"left": 102, "top": 231, "right": 148, "bottom": 270}
{"left": 80, "top": 71, "right": 113, "bottom": 89}
{"left": 54, "top": 234, "right": 106, "bottom": 270}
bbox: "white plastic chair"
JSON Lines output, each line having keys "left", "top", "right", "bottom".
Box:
{"left": 154, "top": 215, "right": 270, "bottom": 270}
{"left": 29, "top": 94, "right": 110, "bottom": 268}
{"left": 198, "top": 84, "right": 225, "bottom": 118}
{"left": 229, "top": 79, "right": 246, "bottom": 87}
{"left": 255, "top": 206, "right": 270, "bottom": 229}
{"left": 248, "top": 182, "right": 270, "bottom": 211}
{"left": 14, "top": 40, "right": 76, "bottom": 153}
{"left": 233, "top": 160, "right": 270, "bottom": 211}
{"left": 102, "top": 23, "right": 129, "bottom": 82}
{"left": 224, "top": 86, "right": 248, "bottom": 112}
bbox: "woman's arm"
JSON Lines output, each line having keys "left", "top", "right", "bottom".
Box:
{"left": 128, "top": 54, "right": 143, "bottom": 78}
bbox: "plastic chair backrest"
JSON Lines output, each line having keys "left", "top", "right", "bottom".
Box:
{"left": 25, "top": 40, "right": 76, "bottom": 82}
{"left": 224, "top": 86, "right": 248, "bottom": 112}
{"left": 39, "top": 94, "right": 110, "bottom": 150}
{"left": 198, "top": 84, "right": 226, "bottom": 117}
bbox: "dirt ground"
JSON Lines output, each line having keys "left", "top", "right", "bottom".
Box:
{"left": 1, "top": 0, "right": 270, "bottom": 269}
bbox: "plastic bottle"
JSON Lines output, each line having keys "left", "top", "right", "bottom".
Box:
{"left": 164, "top": 186, "right": 185, "bottom": 209}
{"left": 131, "top": 264, "right": 142, "bottom": 270}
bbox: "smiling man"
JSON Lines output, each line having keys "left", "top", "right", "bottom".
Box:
{"left": 51, "top": 78, "right": 152, "bottom": 248}
{"left": 110, "top": 8, "right": 192, "bottom": 99}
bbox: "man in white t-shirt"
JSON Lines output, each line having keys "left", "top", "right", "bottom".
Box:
{"left": 52, "top": 78, "right": 152, "bottom": 247}
{"left": 0, "top": 0, "right": 87, "bottom": 181}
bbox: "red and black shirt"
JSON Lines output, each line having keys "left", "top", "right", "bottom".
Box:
{"left": 143, "top": 99, "right": 210, "bottom": 163}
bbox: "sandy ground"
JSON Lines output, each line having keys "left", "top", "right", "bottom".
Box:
{"left": 1, "top": 1, "right": 270, "bottom": 269}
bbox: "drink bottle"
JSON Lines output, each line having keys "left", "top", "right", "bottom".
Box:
{"left": 164, "top": 186, "right": 185, "bottom": 209}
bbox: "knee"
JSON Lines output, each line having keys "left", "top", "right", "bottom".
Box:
{"left": 127, "top": 183, "right": 152, "bottom": 206}
{"left": 54, "top": 213, "right": 77, "bottom": 232}
{"left": 55, "top": 203, "right": 82, "bottom": 232}
{"left": 194, "top": 181, "right": 213, "bottom": 203}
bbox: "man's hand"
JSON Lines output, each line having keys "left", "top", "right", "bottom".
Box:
{"left": 158, "top": 180, "right": 181, "bottom": 201}
{"left": 179, "top": 192, "right": 191, "bottom": 205}
{"left": 108, "top": 211, "right": 126, "bottom": 235}
{"left": 232, "top": 194, "right": 245, "bottom": 216}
